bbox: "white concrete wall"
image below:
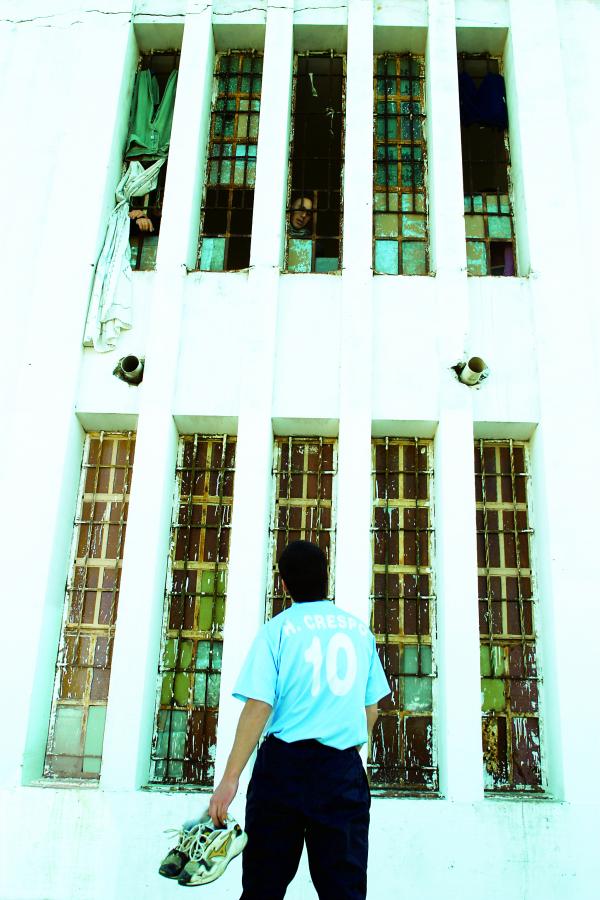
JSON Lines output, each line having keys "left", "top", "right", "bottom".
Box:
{"left": 1, "top": 0, "right": 600, "bottom": 897}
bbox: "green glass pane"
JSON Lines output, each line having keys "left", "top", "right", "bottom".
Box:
{"left": 288, "top": 238, "right": 312, "bottom": 273}
{"left": 234, "top": 161, "right": 246, "bottom": 185}
{"left": 400, "top": 78, "right": 410, "bottom": 94}
{"left": 481, "top": 678, "right": 505, "bottom": 712}
{"left": 414, "top": 162, "right": 424, "bottom": 188}
{"left": 402, "top": 214, "right": 426, "bottom": 239}
{"left": 251, "top": 99, "right": 260, "bottom": 111}
{"left": 386, "top": 58, "right": 396, "bottom": 75}
{"left": 241, "top": 75, "right": 251, "bottom": 92}
{"left": 375, "top": 213, "right": 399, "bottom": 238}
{"left": 218, "top": 76, "right": 228, "bottom": 93}
{"left": 209, "top": 161, "right": 218, "bottom": 185}
{"left": 402, "top": 645, "right": 419, "bottom": 674}
{"left": 199, "top": 596, "right": 214, "bottom": 631}
{"left": 242, "top": 57, "right": 252, "bottom": 73}
{"left": 315, "top": 257, "right": 339, "bottom": 273}
{"left": 139, "top": 235, "right": 158, "bottom": 270}
{"left": 82, "top": 756, "right": 101, "bottom": 774}
{"left": 480, "top": 645, "right": 492, "bottom": 677}
{"left": 401, "top": 193, "right": 413, "bottom": 212}
{"left": 465, "top": 215, "right": 485, "bottom": 238}
{"left": 374, "top": 192, "right": 387, "bottom": 211}
{"left": 193, "top": 672, "right": 207, "bottom": 705}
{"left": 201, "top": 570, "right": 215, "bottom": 594}
{"left": 172, "top": 710, "right": 187, "bottom": 732}
{"left": 246, "top": 161, "right": 256, "bottom": 186}
{"left": 466, "top": 240, "right": 488, "bottom": 276}
{"left": 178, "top": 640, "right": 194, "bottom": 670}
{"left": 499, "top": 194, "right": 510, "bottom": 213}
{"left": 253, "top": 57, "right": 263, "bottom": 73}
{"left": 83, "top": 705, "right": 106, "bottom": 758}
{"left": 161, "top": 673, "right": 174, "bottom": 706}
{"left": 249, "top": 115, "right": 259, "bottom": 139}
{"left": 464, "top": 196, "right": 472, "bottom": 213}
{"left": 375, "top": 240, "right": 399, "bottom": 274}
{"left": 402, "top": 241, "right": 427, "bottom": 275}
{"left": 486, "top": 195, "right": 498, "bottom": 212}
{"left": 196, "top": 640, "right": 211, "bottom": 670}
{"left": 228, "top": 76, "right": 237, "bottom": 93}
{"left": 53, "top": 706, "right": 83, "bottom": 755}
{"left": 226, "top": 99, "right": 236, "bottom": 111}
{"left": 403, "top": 676, "right": 432, "bottom": 712}
{"left": 473, "top": 195, "right": 484, "bottom": 212}
{"left": 207, "top": 673, "right": 221, "bottom": 707}
{"left": 421, "top": 644, "right": 432, "bottom": 675}
{"left": 174, "top": 673, "right": 190, "bottom": 706}
{"left": 199, "top": 237, "right": 226, "bottom": 271}
{"left": 401, "top": 163, "right": 413, "bottom": 187}
{"left": 219, "top": 160, "right": 232, "bottom": 184}
{"left": 216, "top": 569, "right": 227, "bottom": 594}
{"left": 163, "top": 639, "right": 176, "bottom": 670}
{"left": 488, "top": 216, "right": 512, "bottom": 240}
{"left": 214, "top": 597, "right": 226, "bottom": 627}
{"left": 212, "top": 642, "right": 223, "bottom": 671}
{"left": 414, "top": 193, "right": 425, "bottom": 212}
{"left": 168, "top": 761, "right": 184, "bottom": 778}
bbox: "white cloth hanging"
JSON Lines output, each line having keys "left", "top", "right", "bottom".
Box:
{"left": 84, "top": 158, "right": 165, "bottom": 352}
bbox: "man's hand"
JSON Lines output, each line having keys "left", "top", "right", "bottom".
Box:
{"left": 128, "top": 210, "right": 154, "bottom": 232}
{"left": 209, "top": 775, "right": 239, "bottom": 828}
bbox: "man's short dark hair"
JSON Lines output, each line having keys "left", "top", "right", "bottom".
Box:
{"left": 278, "top": 540, "right": 328, "bottom": 602}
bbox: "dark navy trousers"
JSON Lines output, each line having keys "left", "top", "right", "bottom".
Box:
{"left": 240, "top": 735, "right": 371, "bottom": 900}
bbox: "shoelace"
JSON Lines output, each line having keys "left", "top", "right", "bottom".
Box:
{"left": 163, "top": 823, "right": 205, "bottom": 855}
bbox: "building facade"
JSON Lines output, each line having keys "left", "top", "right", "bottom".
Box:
{"left": 1, "top": 0, "right": 600, "bottom": 897}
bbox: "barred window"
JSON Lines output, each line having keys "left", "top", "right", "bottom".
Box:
{"left": 150, "top": 436, "right": 236, "bottom": 785}
{"left": 475, "top": 440, "right": 542, "bottom": 791}
{"left": 128, "top": 51, "right": 180, "bottom": 271}
{"left": 198, "top": 52, "right": 263, "bottom": 271}
{"left": 374, "top": 55, "right": 428, "bottom": 275}
{"left": 369, "top": 438, "right": 437, "bottom": 791}
{"left": 44, "top": 432, "right": 135, "bottom": 779}
{"left": 267, "top": 438, "right": 337, "bottom": 619}
{"left": 285, "top": 54, "right": 345, "bottom": 274}
{"left": 459, "top": 54, "right": 516, "bottom": 276}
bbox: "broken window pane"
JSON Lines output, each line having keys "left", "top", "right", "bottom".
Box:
{"left": 369, "top": 439, "right": 437, "bottom": 792}
{"left": 373, "top": 55, "right": 429, "bottom": 275}
{"left": 149, "top": 436, "right": 236, "bottom": 786}
{"left": 267, "top": 438, "right": 337, "bottom": 618}
{"left": 459, "top": 55, "right": 516, "bottom": 276}
{"left": 198, "top": 53, "right": 263, "bottom": 271}
{"left": 44, "top": 433, "right": 136, "bottom": 780}
{"left": 285, "top": 54, "right": 345, "bottom": 273}
{"left": 475, "top": 440, "right": 543, "bottom": 792}
{"left": 128, "top": 51, "right": 180, "bottom": 271}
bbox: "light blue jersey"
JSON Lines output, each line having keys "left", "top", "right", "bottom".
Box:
{"left": 233, "top": 600, "right": 390, "bottom": 750}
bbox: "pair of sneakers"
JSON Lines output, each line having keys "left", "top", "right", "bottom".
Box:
{"left": 159, "top": 810, "right": 248, "bottom": 887}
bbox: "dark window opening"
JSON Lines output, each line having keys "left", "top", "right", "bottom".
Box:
{"left": 198, "top": 52, "right": 263, "bottom": 272}
{"left": 459, "top": 54, "right": 516, "bottom": 276}
{"left": 128, "top": 51, "right": 180, "bottom": 271}
{"left": 286, "top": 54, "right": 345, "bottom": 273}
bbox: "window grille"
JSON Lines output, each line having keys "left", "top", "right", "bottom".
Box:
{"left": 198, "top": 52, "right": 263, "bottom": 271}
{"left": 373, "top": 55, "right": 428, "bottom": 275}
{"left": 44, "top": 432, "right": 135, "bottom": 779}
{"left": 266, "top": 438, "right": 337, "bottom": 620}
{"left": 369, "top": 438, "right": 437, "bottom": 791}
{"left": 150, "top": 435, "right": 236, "bottom": 785}
{"left": 285, "top": 54, "right": 346, "bottom": 274}
{"left": 475, "top": 440, "right": 542, "bottom": 791}
{"left": 459, "top": 54, "right": 516, "bottom": 276}
{"left": 128, "top": 51, "right": 180, "bottom": 271}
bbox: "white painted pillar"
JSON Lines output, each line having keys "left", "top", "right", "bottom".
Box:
{"left": 434, "top": 391, "right": 483, "bottom": 801}
{"left": 0, "top": 10, "right": 134, "bottom": 787}
{"left": 335, "top": 0, "right": 373, "bottom": 627}
{"left": 215, "top": 2, "right": 294, "bottom": 788}
{"left": 101, "top": 5, "right": 215, "bottom": 790}
{"left": 508, "top": 0, "right": 600, "bottom": 804}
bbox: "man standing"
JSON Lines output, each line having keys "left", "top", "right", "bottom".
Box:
{"left": 209, "top": 540, "right": 390, "bottom": 899}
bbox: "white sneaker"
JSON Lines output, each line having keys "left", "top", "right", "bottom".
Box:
{"left": 158, "top": 811, "right": 215, "bottom": 879}
{"left": 177, "top": 815, "right": 248, "bottom": 886}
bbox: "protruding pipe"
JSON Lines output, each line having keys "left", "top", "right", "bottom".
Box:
{"left": 458, "top": 356, "right": 488, "bottom": 386}
{"left": 113, "top": 355, "right": 144, "bottom": 386}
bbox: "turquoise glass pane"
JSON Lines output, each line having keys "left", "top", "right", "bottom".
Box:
{"left": 234, "top": 161, "right": 246, "bottom": 185}
{"left": 241, "top": 75, "right": 251, "bottom": 92}
{"left": 315, "top": 257, "right": 339, "bottom": 273}
{"left": 219, "top": 160, "right": 231, "bottom": 184}
{"left": 402, "top": 241, "right": 427, "bottom": 275}
{"left": 421, "top": 645, "right": 432, "bottom": 675}
{"left": 402, "top": 214, "right": 426, "bottom": 239}
{"left": 83, "top": 705, "right": 106, "bottom": 758}
{"left": 375, "top": 240, "right": 399, "bottom": 274}
{"left": 193, "top": 672, "right": 207, "bottom": 705}
{"left": 402, "top": 645, "right": 419, "bottom": 674}
{"left": 403, "top": 676, "right": 432, "bottom": 712}
{"left": 196, "top": 640, "right": 211, "bottom": 669}
{"left": 53, "top": 706, "right": 83, "bottom": 755}
{"left": 242, "top": 57, "right": 252, "bottom": 73}
{"left": 207, "top": 673, "right": 221, "bottom": 706}
{"left": 499, "top": 194, "right": 510, "bottom": 213}
{"left": 288, "top": 238, "right": 312, "bottom": 272}
{"left": 488, "top": 216, "right": 512, "bottom": 239}
{"left": 473, "top": 195, "right": 484, "bottom": 212}
{"left": 246, "top": 161, "right": 256, "bottom": 186}
{"left": 199, "top": 237, "right": 226, "bottom": 271}
{"left": 212, "top": 642, "right": 223, "bottom": 671}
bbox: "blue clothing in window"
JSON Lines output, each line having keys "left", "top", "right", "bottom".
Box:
{"left": 233, "top": 600, "right": 390, "bottom": 750}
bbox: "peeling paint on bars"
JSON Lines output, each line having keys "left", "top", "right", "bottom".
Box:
{"left": 149, "top": 435, "right": 236, "bottom": 786}
{"left": 266, "top": 437, "right": 337, "bottom": 620}
{"left": 369, "top": 438, "right": 437, "bottom": 792}
{"left": 44, "top": 432, "right": 135, "bottom": 780}
{"left": 475, "top": 440, "right": 543, "bottom": 791}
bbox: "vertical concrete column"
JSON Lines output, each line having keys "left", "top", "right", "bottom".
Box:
{"left": 101, "top": 5, "right": 215, "bottom": 790}
{"left": 508, "top": 0, "right": 600, "bottom": 803}
{"left": 0, "top": 9, "right": 135, "bottom": 787}
{"left": 215, "top": 2, "right": 294, "bottom": 788}
{"left": 434, "top": 391, "right": 483, "bottom": 801}
{"left": 335, "top": 0, "right": 373, "bottom": 625}
{"left": 426, "top": 0, "right": 469, "bottom": 359}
